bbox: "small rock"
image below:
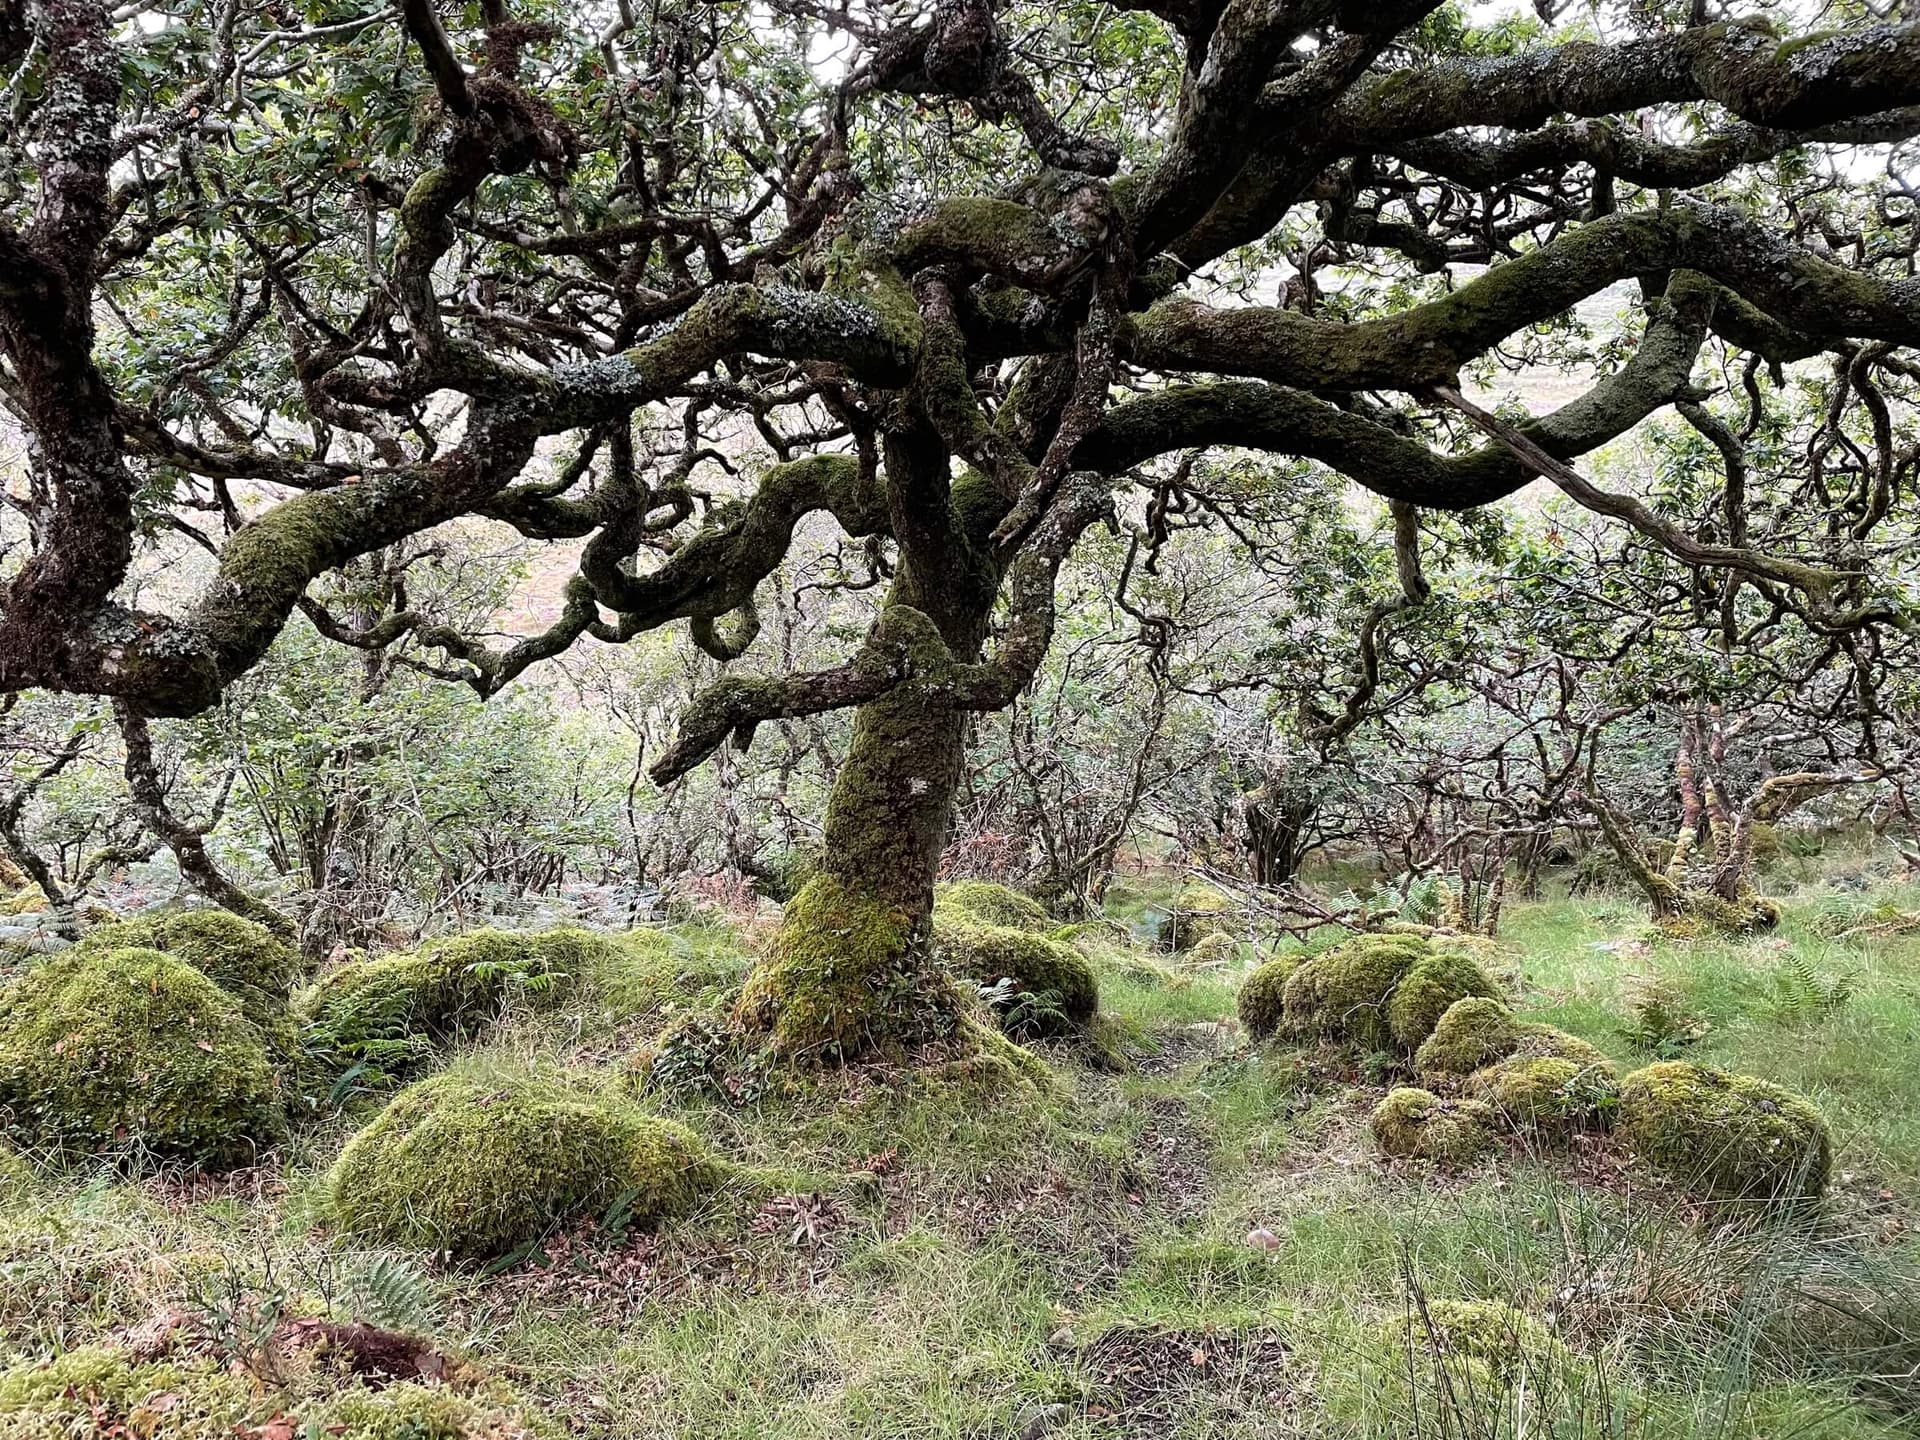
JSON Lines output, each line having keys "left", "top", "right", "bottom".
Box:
{"left": 1046, "top": 1326, "right": 1076, "bottom": 1350}
{"left": 1246, "top": 1227, "right": 1282, "bottom": 1251}
{"left": 1014, "top": 1401, "right": 1069, "bottom": 1440}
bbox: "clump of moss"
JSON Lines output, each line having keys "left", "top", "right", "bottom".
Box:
{"left": 328, "top": 1070, "right": 725, "bottom": 1257}
{"left": 736, "top": 873, "right": 963, "bottom": 1060}
{"left": 1467, "top": 1056, "right": 1619, "bottom": 1132}
{"left": 0, "top": 947, "right": 283, "bottom": 1167}
{"left": 931, "top": 909, "right": 1097, "bottom": 1038}
{"left": 1387, "top": 948, "right": 1503, "bottom": 1051}
{"left": 934, "top": 880, "right": 1052, "bottom": 933}
{"left": 0, "top": 1344, "right": 546, "bottom": 1438}
{"left": 0, "top": 884, "right": 48, "bottom": 916}
{"left": 1615, "top": 1061, "right": 1832, "bottom": 1202}
{"left": 1370, "top": 1087, "right": 1498, "bottom": 1164}
{"left": 1237, "top": 953, "right": 1303, "bottom": 1040}
{"left": 78, "top": 909, "right": 305, "bottom": 1023}
{"left": 297, "top": 926, "right": 619, "bottom": 1084}
{"left": 1184, "top": 930, "right": 1242, "bottom": 968}
{"left": 1158, "top": 883, "right": 1232, "bottom": 951}
{"left": 1415, "top": 998, "right": 1609, "bottom": 1082}
{"left": 1653, "top": 892, "right": 1782, "bottom": 940}
{"left": 1279, "top": 933, "right": 1430, "bottom": 1049}
{"left": 1379, "top": 1299, "right": 1575, "bottom": 1386}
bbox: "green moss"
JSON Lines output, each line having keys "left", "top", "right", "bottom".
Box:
{"left": 1467, "top": 1056, "right": 1619, "bottom": 1132}
{"left": 736, "top": 873, "right": 962, "bottom": 1061}
{"left": 1236, "top": 953, "right": 1302, "bottom": 1040}
{"left": 934, "top": 881, "right": 1051, "bottom": 933}
{"left": 0, "top": 947, "right": 283, "bottom": 1167}
{"left": 0, "top": 1137, "right": 31, "bottom": 1192}
{"left": 1184, "top": 930, "right": 1242, "bottom": 968}
{"left": 1157, "top": 883, "right": 1232, "bottom": 951}
{"left": 930, "top": 910, "right": 1097, "bottom": 1038}
{"left": 1379, "top": 1299, "right": 1575, "bottom": 1385}
{"left": 0, "top": 1346, "right": 546, "bottom": 1438}
{"left": 1369, "top": 1087, "right": 1498, "bottom": 1165}
{"left": 1616, "top": 1061, "right": 1832, "bottom": 1203}
{"left": 1414, "top": 997, "right": 1611, "bottom": 1082}
{"left": 1279, "top": 933, "right": 1428, "bottom": 1049}
{"left": 297, "top": 926, "right": 619, "bottom": 1085}
{"left": 1387, "top": 949, "right": 1501, "bottom": 1051}
{"left": 1413, "top": 997, "right": 1523, "bottom": 1078}
{"left": 1653, "top": 891, "right": 1782, "bottom": 939}
{"left": 78, "top": 909, "right": 305, "bottom": 1031}
{"left": 328, "top": 1070, "right": 725, "bottom": 1258}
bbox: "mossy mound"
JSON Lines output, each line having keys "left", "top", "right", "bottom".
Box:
{"left": 1183, "top": 930, "right": 1242, "bottom": 968}
{"left": 1615, "top": 1061, "right": 1832, "bottom": 1203}
{"left": 1414, "top": 998, "right": 1612, "bottom": 1082}
{"left": 1236, "top": 953, "right": 1302, "bottom": 1040}
{"left": 1652, "top": 892, "right": 1782, "bottom": 940}
{"left": 328, "top": 1070, "right": 725, "bottom": 1258}
{"left": 0, "top": 1137, "right": 33, "bottom": 1192}
{"left": 1467, "top": 1056, "right": 1619, "bottom": 1133}
{"left": 0, "top": 947, "right": 283, "bottom": 1167}
{"left": 1370, "top": 1087, "right": 1499, "bottom": 1165}
{"left": 0, "top": 1343, "right": 546, "bottom": 1438}
{"left": 932, "top": 909, "right": 1097, "bottom": 1038}
{"left": 1387, "top": 948, "right": 1503, "bottom": 1051}
{"left": 78, "top": 909, "right": 305, "bottom": 1024}
{"left": 1277, "top": 933, "right": 1495, "bottom": 1053}
{"left": 736, "top": 873, "right": 965, "bottom": 1060}
{"left": 298, "top": 926, "right": 619, "bottom": 1083}
{"left": 1380, "top": 1299, "right": 1576, "bottom": 1386}
{"left": 1158, "top": 884, "right": 1232, "bottom": 951}
{"left": 934, "top": 880, "right": 1052, "bottom": 933}
{"left": 0, "top": 884, "right": 48, "bottom": 916}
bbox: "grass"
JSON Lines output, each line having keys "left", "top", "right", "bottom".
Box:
{"left": 5, "top": 867, "right": 1920, "bottom": 1437}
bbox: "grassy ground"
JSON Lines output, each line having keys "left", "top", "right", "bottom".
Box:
{"left": 4, "top": 863, "right": 1920, "bottom": 1438}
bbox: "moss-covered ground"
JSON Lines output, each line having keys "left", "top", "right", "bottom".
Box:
{"left": 4, "top": 862, "right": 1920, "bottom": 1438}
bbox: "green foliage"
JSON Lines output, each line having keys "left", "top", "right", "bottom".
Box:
{"left": 590, "top": 928, "right": 752, "bottom": 1029}
{"left": 1768, "top": 950, "right": 1859, "bottom": 1023}
{"left": 327, "top": 1069, "right": 726, "bottom": 1258}
{"left": 930, "top": 909, "right": 1097, "bottom": 1038}
{"left": 1369, "top": 1087, "right": 1498, "bottom": 1164}
{"left": 0, "top": 947, "right": 283, "bottom": 1167}
{"left": 1157, "top": 883, "right": 1233, "bottom": 951}
{"left": 1620, "top": 975, "right": 1712, "bottom": 1057}
{"left": 1616, "top": 1061, "right": 1832, "bottom": 1203}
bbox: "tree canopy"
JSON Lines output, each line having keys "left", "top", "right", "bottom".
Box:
{"left": 5, "top": 0, "right": 1920, "bottom": 1054}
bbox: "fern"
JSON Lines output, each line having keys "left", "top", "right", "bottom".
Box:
{"left": 342, "top": 1251, "right": 439, "bottom": 1332}
{"left": 1770, "top": 951, "right": 1858, "bottom": 1023}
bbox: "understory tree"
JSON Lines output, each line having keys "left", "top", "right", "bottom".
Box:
{"left": 6, "top": 0, "right": 1920, "bottom": 1058}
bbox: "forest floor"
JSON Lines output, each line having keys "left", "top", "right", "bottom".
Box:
{"left": 5, "top": 858, "right": 1920, "bottom": 1438}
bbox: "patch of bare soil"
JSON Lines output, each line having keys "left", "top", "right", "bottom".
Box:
{"left": 1080, "top": 1324, "right": 1301, "bottom": 1437}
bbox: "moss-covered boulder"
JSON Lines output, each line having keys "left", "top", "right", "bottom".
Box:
{"left": 1184, "top": 930, "right": 1242, "bottom": 968}
{"left": 298, "top": 925, "right": 619, "bottom": 1083}
{"left": 78, "top": 909, "right": 304, "bottom": 1021}
{"left": 1467, "top": 1056, "right": 1619, "bottom": 1133}
{"left": 1615, "top": 1061, "right": 1831, "bottom": 1202}
{"left": 1370, "top": 1087, "right": 1499, "bottom": 1164}
{"left": 0, "top": 947, "right": 283, "bottom": 1167}
{"left": 1158, "top": 883, "right": 1232, "bottom": 951}
{"left": 1236, "top": 953, "right": 1302, "bottom": 1040}
{"left": 1387, "top": 947, "right": 1503, "bottom": 1051}
{"left": 1414, "top": 998, "right": 1610, "bottom": 1082}
{"left": 328, "top": 1070, "right": 724, "bottom": 1257}
{"left": 932, "top": 908, "right": 1097, "bottom": 1038}
{"left": 934, "top": 880, "right": 1052, "bottom": 933}
{"left": 0, "top": 884, "right": 48, "bottom": 916}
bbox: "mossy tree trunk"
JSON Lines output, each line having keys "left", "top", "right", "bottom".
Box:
{"left": 734, "top": 431, "right": 1005, "bottom": 1061}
